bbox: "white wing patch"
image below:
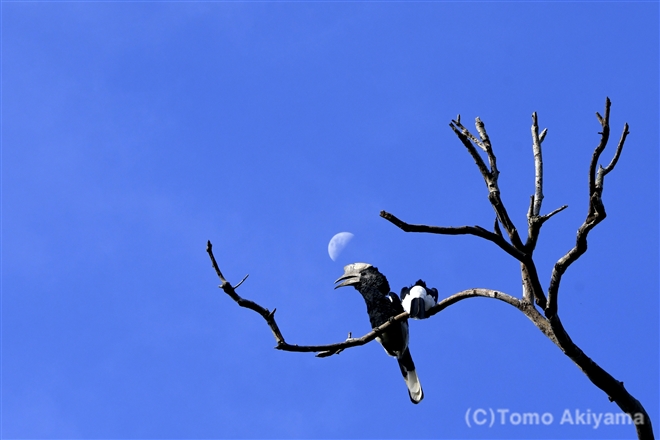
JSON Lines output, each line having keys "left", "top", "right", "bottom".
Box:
{"left": 402, "top": 286, "right": 426, "bottom": 313}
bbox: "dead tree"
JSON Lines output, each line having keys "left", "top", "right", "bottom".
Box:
{"left": 207, "top": 98, "right": 653, "bottom": 440}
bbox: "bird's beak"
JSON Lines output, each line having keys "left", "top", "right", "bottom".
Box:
{"left": 334, "top": 273, "right": 361, "bottom": 289}
{"left": 334, "top": 262, "right": 372, "bottom": 289}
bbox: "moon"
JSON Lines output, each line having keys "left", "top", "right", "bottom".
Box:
{"left": 328, "top": 232, "right": 354, "bottom": 261}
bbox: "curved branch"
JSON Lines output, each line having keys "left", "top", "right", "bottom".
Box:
{"left": 207, "top": 240, "right": 410, "bottom": 357}
{"left": 208, "top": 242, "right": 553, "bottom": 354}
{"left": 207, "top": 241, "right": 286, "bottom": 345}
{"left": 208, "top": 242, "right": 551, "bottom": 356}
{"left": 379, "top": 210, "right": 526, "bottom": 262}
{"left": 546, "top": 99, "right": 629, "bottom": 318}
{"left": 207, "top": 247, "right": 550, "bottom": 356}
{"left": 429, "top": 288, "right": 520, "bottom": 315}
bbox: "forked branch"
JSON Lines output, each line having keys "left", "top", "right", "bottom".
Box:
{"left": 449, "top": 117, "right": 524, "bottom": 250}
{"left": 546, "top": 98, "right": 630, "bottom": 318}
{"left": 525, "top": 112, "right": 569, "bottom": 263}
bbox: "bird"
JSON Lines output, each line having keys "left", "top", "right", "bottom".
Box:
{"left": 335, "top": 262, "right": 423, "bottom": 404}
{"left": 401, "top": 280, "right": 439, "bottom": 320}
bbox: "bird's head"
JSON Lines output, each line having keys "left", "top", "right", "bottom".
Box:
{"left": 334, "top": 262, "right": 390, "bottom": 294}
{"left": 412, "top": 279, "right": 427, "bottom": 289}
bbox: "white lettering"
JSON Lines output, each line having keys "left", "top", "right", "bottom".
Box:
{"left": 497, "top": 409, "right": 509, "bottom": 424}
{"left": 615, "top": 413, "right": 632, "bottom": 425}
{"left": 592, "top": 411, "right": 602, "bottom": 429}
{"left": 522, "top": 413, "right": 539, "bottom": 425}
{"left": 473, "top": 408, "right": 487, "bottom": 426}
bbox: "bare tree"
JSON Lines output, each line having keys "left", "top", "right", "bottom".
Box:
{"left": 207, "top": 98, "right": 653, "bottom": 440}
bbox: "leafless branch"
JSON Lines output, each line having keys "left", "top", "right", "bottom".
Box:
{"left": 233, "top": 274, "right": 249, "bottom": 289}
{"left": 475, "top": 117, "right": 497, "bottom": 177}
{"left": 597, "top": 123, "right": 629, "bottom": 188}
{"left": 541, "top": 204, "right": 568, "bottom": 222}
{"left": 589, "top": 98, "right": 612, "bottom": 197}
{"left": 548, "top": 313, "right": 653, "bottom": 439}
{"left": 546, "top": 98, "right": 629, "bottom": 318}
{"left": 449, "top": 118, "right": 525, "bottom": 252}
{"left": 208, "top": 240, "right": 413, "bottom": 357}
{"left": 379, "top": 210, "right": 525, "bottom": 262}
{"left": 531, "top": 112, "right": 544, "bottom": 217}
{"left": 524, "top": 112, "right": 547, "bottom": 257}
{"left": 207, "top": 249, "right": 555, "bottom": 356}
{"left": 208, "top": 240, "right": 547, "bottom": 357}
{"left": 452, "top": 116, "right": 487, "bottom": 152}
{"left": 449, "top": 120, "right": 491, "bottom": 178}
{"left": 207, "top": 240, "right": 286, "bottom": 345}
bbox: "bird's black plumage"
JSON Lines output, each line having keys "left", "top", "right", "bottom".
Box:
{"left": 335, "top": 263, "right": 423, "bottom": 404}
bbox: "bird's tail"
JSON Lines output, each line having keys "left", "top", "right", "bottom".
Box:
{"left": 410, "top": 297, "right": 426, "bottom": 319}
{"left": 397, "top": 348, "right": 423, "bottom": 404}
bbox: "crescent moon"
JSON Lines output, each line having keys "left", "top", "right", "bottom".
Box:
{"left": 328, "top": 232, "right": 354, "bottom": 261}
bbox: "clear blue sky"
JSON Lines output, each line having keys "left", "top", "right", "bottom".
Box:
{"left": 2, "top": 2, "right": 658, "bottom": 439}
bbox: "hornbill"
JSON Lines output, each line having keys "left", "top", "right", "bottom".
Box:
{"left": 335, "top": 263, "right": 423, "bottom": 404}
{"left": 401, "top": 280, "right": 438, "bottom": 320}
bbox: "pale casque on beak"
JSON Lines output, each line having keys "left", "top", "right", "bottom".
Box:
{"left": 334, "top": 262, "right": 372, "bottom": 289}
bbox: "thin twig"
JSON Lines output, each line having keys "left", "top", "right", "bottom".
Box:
{"left": 540, "top": 205, "right": 568, "bottom": 223}
{"left": 452, "top": 118, "right": 487, "bottom": 152}
{"left": 597, "top": 123, "right": 629, "bottom": 187}
{"left": 233, "top": 274, "right": 250, "bottom": 289}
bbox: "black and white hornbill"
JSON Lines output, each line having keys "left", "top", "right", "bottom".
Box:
{"left": 335, "top": 263, "right": 423, "bottom": 404}
{"left": 401, "top": 280, "right": 439, "bottom": 320}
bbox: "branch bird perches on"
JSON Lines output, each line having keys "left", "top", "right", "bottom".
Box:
{"left": 208, "top": 98, "right": 652, "bottom": 439}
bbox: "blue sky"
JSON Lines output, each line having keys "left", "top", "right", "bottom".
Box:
{"left": 2, "top": 2, "right": 658, "bottom": 439}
